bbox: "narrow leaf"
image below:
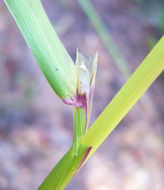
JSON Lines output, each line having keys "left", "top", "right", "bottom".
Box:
{"left": 4, "top": 0, "right": 76, "bottom": 99}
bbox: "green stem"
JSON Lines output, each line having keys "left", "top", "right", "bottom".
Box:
{"left": 39, "top": 36, "right": 164, "bottom": 189}
{"left": 38, "top": 145, "right": 90, "bottom": 190}
{"left": 39, "top": 107, "right": 87, "bottom": 190}
{"left": 4, "top": 0, "right": 164, "bottom": 189}
{"left": 72, "top": 107, "right": 85, "bottom": 155}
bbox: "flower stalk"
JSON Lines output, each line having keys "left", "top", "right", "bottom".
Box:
{"left": 39, "top": 36, "right": 164, "bottom": 189}
{"left": 72, "top": 51, "right": 98, "bottom": 155}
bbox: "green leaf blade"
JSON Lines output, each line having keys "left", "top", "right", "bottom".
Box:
{"left": 4, "top": 0, "right": 76, "bottom": 99}
{"left": 80, "top": 35, "right": 164, "bottom": 159}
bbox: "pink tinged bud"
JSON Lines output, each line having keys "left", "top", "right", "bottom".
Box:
{"left": 63, "top": 50, "right": 98, "bottom": 129}
{"left": 75, "top": 50, "right": 98, "bottom": 129}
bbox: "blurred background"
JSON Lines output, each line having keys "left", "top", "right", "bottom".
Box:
{"left": 0, "top": 0, "right": 164, "bottom": 189}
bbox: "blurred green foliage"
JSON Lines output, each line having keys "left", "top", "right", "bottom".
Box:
{"left": 132, "top": 0, "right": 164, "bottom": 49}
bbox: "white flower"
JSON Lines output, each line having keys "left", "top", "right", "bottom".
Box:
{"left": 63, "top": 50, "right": 98, "bottom": 129}
{"left": 75, "top": 50, "right": 98, "bottom": 129}
{"left": 76, "top": 50, "right": 98, "bottom": 101}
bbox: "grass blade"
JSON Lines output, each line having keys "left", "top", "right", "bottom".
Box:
{"left": 39, "top": 36, "right": 164, "bottom": 189}
{"left": 4, "top": 0, "right": 76, "bottom": 99}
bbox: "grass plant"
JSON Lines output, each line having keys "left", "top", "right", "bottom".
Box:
{"left": 3, "top": 0, "right": 164, "bottom": 189}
